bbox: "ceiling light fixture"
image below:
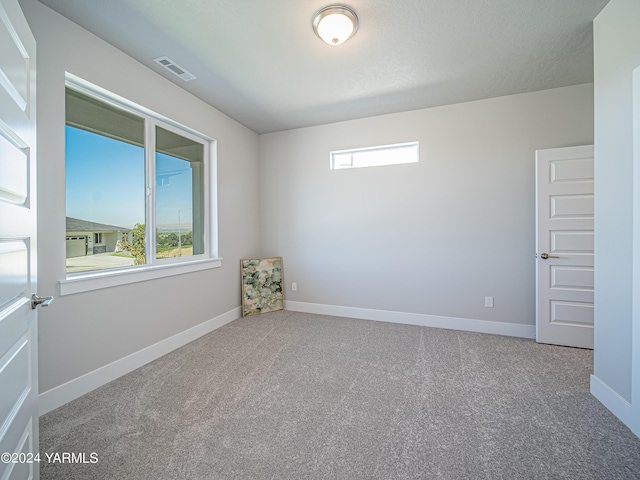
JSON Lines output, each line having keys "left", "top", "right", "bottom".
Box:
{"left": 312, "top": 5, "right": 359, "bottom": 46}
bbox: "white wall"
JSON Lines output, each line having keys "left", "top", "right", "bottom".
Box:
{"left": 591, "top": 0, "right": 640, "bottom": 437}
{"left": 259, "top": 85, "right": 594, "bottom": 333}
{"left": 19, "top": 0, "right": 261, "bottom": 400}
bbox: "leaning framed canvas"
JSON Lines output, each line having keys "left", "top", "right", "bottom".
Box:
{"left": 240, "top": 257, "right": 284, "bottom": 317}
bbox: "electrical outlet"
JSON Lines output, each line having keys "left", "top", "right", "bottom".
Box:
{"left": 292, "top": 282, "right": 297, "bottom": 291}
{"left": 485, "top": 296, "right": 494, "bottom": 308}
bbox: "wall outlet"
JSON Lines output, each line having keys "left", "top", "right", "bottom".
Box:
{"left": 485, "top": 296, "right": 494, "bottom": 308}
{"left": 292, "top": 282, "right": 297, "bottom": 291}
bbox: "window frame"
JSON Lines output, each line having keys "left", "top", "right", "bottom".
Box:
{"left": 330, "top": 141, "right": 420, "bottom": 170}
{"left": 59, "top": 74, "right": 220, "bottom": 296}
{"left": 147, "top": 119, "right": 210, "bottom": 266}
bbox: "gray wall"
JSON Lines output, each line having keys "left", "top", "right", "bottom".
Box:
{"left": 22, "top": 0, "right": 601, "bottom": 405}
{"left": 20, "top": 0, "right": 261, "bottom": 393}
{"left": 259, "top": 85, "right": 594, "bottom": 327}
{"left": 593, "top": 0, "right": 640, "bottom": 404}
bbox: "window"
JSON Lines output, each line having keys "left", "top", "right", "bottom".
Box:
{"left": 64, "top": 77, "right": 217, "bottom": 285}
{"left": 154, "top": 126, "right": 205, "bottom": 260}
{"left": 330, "top": 141, "right": 419, "bottom": 170}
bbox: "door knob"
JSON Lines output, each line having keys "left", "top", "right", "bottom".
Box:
{"left": 540, "top": 253, "right": 559, "bottom": 260}
{"left": 31, "top": 294, "right": 53, "bottom": 309}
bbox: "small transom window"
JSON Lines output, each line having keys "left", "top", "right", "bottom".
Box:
{"left": 330, "top": 141, "right": 419, "bottom": 170}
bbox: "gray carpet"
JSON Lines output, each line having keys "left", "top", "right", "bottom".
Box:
{"left": 40, "top": 311, "right": 640, "bottom": 479}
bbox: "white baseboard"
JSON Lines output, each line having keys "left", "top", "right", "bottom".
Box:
{"left": 39, "top": 307, "right": 241, "bottom": 416}
{"left": 285, "top": 301, "right": 536, "bottom": 339}
{"left": 590, "top": 374, "right": 638, "bottom": 437}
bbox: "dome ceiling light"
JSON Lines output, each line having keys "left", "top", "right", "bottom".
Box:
{"left": 312, "top": 5, "right": 359, "bottom": 46}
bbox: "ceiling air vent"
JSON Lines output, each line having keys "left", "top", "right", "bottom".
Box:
{"left": 153, "top": 56, "right": 196, "bottom": 82}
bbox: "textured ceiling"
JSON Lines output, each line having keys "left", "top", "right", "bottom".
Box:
{"left": 37, "top": 0, "right": 609, "bottom": 134}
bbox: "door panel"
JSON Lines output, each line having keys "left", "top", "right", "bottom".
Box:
{"left": 550, "top": 157, "right": 594, "bottom": 181}
{"left": 0, "top": 0, "right": 38, "bottom": 478}
{"left": 0, "top": 241, "right": 28, "bottom": 308}
{"left": 0, "top": 0, "right": 29, "bottom": 111}
{"left": 551, "top": 266, "right": 594, "bottom": 290}
{"left": 0, "top": 333, "right": 31, "bottom": 426}
{"left": 550, "top": 195, "right": 593, "bottom": 217}
{"left": 550, "top": 231, "right": 594, "bottom": 253}
{"left": 550, "top": 301, "right": 594, "bottom": 326}
{"left": 536, "top": 145, "right": 594, "bottom": 348}
{"left": 0, "top": 131, "right": 28, "bottom": 204}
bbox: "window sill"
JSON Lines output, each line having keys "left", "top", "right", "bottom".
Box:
{"left": 58, "top": 257, "right": 222, "bottom": 296}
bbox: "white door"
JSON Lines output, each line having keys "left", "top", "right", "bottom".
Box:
{"left": 535, "top": 145, "right": 594, "bottom": 349}
{"left": 0, "top": 0, "right": 42, "bottom": 478}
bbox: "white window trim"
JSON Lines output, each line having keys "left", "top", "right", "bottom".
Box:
{"left": 61, "top": 73, "right": 220, "bottom": 295}
{"left": 58, "top": 258, "right": 222, "bottom": 296}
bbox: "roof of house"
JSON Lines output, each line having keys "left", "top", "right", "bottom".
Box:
{"left": 66, "top": 217, "right": 131, "bottom": 233}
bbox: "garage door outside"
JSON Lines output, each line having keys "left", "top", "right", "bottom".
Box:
{"left": 66, "top": 236, "right": 87, "bottom": 258}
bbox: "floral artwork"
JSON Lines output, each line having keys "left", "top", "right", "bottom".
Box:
{"left": 241, "top": 257, "right": 284, "bottom": 317}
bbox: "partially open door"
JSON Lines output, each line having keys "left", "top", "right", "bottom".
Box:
{"left": 0, "top": 0, "right": 42, "bottom": 478}
{"left": 535, "top": 145, "right": 594, "bottom": 349}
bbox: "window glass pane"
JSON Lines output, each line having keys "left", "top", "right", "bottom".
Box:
{"left": 330, "top": 141, "right": 419, "bottom": 170}
{"left": 65, "top": 116, "right": 145, "bottom": 274}
{"left": 66, "top": 88, "right": 144, "bottom": 147}
{"left": 155, "top": 126, "right": 205, "bottom": 259}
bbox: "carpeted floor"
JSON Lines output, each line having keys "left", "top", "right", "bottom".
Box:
{"left": 40, "top": 311, "right": 640, "bottom": 479}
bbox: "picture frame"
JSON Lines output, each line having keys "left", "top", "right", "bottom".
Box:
{"left": 240, "top": 257, "right": 284, "bottom": 317}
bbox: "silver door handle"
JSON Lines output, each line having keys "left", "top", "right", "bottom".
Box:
{"left": 540, "top": 253, "right": 559, "bottom": 259}
{"left": 31, "top": 294, "right": 53, "bottom": 309}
